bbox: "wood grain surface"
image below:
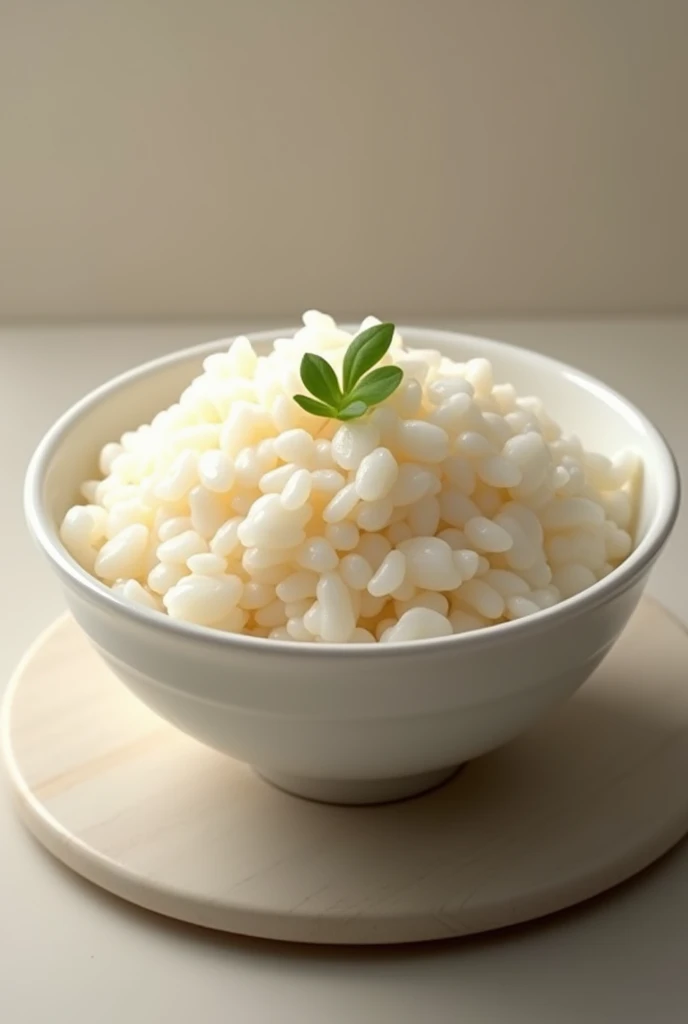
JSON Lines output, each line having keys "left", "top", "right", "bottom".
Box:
{"left": 3, "top": 600, "right": 688, "bottom": 945}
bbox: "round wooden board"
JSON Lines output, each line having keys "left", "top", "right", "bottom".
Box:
{"left": 3, "top": 600, "right": 688, "bottom": 945}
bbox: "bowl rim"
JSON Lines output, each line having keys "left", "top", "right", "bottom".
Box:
{"left": 24, "top": 324, "right": 681, "bottom": 658}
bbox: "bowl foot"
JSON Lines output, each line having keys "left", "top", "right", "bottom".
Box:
{"left": 255, "top": 765, "right": 462, "bottom": 805}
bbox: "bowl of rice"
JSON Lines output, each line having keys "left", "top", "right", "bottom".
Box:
{"left": 25, "top": 313, "right": 679, "bottom": 804}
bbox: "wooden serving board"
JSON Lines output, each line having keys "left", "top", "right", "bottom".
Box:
{"left": 3, "top": 600, "right": 688, "bottom": 945}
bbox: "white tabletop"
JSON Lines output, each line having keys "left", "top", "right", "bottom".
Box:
{"left": 2, "top": 319, "right": 687, "bottom": 1024}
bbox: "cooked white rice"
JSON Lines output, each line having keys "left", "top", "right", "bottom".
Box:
{"left": 59, "top": 312, "right": 639, "bottom": 643}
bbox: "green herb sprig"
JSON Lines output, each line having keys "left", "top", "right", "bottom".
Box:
{"left": 293, "top": 322, "right": 403, "bottom": 422}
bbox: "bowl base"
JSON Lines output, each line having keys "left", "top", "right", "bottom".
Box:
{"left": 256, "top": 765, "right": 463, "bottom": 805}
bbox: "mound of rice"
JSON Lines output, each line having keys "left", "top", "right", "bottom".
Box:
{"left": 60, "top": 312, "right": 639, "bottom": 643}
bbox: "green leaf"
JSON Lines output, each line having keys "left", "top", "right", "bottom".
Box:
{"left": 342, "top": 323, "right": 395, "bottom": 394}
{"left": 336, "top": 400, "right": 369, "bottom": 421}
{"left": 347, "top": 365, "right": 403, "bottom": 408}
{"left": 300, "top": 353, "right": 342, "bottom": 407}
{"left": 292, "top": 320, "right": 403, "bottom": 422}
{"left": 292, "top": 394, "right": 336, "bottom": 418}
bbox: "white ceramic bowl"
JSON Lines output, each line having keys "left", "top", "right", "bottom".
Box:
{"left": 25, "top": 328, "right": 680, "bottom": 805}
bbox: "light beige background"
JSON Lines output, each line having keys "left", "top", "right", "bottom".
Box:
{"left": 1, "top": 0, "right": 687, "bottom": 322}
